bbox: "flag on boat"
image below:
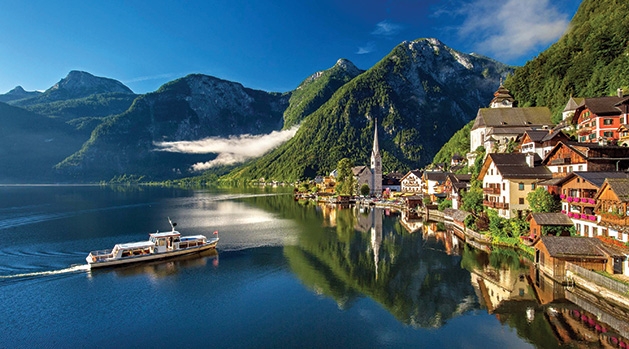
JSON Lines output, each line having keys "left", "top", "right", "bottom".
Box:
{"left": 213, "top": 230, "right": 218, "bottom": 235}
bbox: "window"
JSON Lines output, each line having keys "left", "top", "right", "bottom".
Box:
{"left": 604, "top": 118, "right": 613, "bottom": 125}
{"left": 531, "top": 183, "right": 536, "bottom": 190}
{"left": 519, "top": 183, "right": 524, "bottom": 190}
{"left": 519, "top": 198, "right": 525, "bottom": 204}
{"left": 578, "top": 165, "right": 583, "bottom": 171}
{"left": 502, "top": 183, "right": 505, "bottom": 190}
{"left": 604, "top": 131, "right": 613, "bottom": 137}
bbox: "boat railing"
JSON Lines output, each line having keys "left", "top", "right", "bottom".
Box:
{"left": 89, "top": 249, "right": 114, "bottom": 259}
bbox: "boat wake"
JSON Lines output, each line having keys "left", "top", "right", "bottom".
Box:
{"left": 0, "top": 264, "right": 90, "bottom": 279}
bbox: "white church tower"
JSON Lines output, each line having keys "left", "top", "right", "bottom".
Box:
{"left": 370, "top": 119, "right": 382, "bottom": 196}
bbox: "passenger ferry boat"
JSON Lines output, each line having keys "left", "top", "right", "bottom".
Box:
{"left": 86, "top": 219, "right": 219, "bottom": 269}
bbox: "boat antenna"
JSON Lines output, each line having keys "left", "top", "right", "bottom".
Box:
{"left": 168, "top": 217, "right": 177, "bottom": 232}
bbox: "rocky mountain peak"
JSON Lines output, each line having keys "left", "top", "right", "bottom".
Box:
{"left": 47, "top": 70, "right": 134, "bottom": 97}
{"left": 334, "top": 58, "right": 361, "bottom": 76}
{"left": 9, "top": 86, "right": 26, "bottom": 94}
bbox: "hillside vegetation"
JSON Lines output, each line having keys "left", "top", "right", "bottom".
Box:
{"left": 505, "top": 0, "right": 629, "bottom": 123}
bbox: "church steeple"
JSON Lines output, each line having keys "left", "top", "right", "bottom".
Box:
{"left": 370, "top": 119, "right": 382, "bottom": 196}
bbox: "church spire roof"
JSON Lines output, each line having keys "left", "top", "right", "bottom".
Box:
{"left": 372, "top": 119, "right": 380, "bottom": 156}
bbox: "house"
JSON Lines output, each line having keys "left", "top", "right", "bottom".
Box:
{"left": 618, "top": 124, "right": 629, "bottom": 147}
{"left": 534, "top": 236, "right": 626, "bottom": 281}
{"left": 519, "top": 129, "right": 570, "bottom": 159}
{"left": 526, "top": 212, "right": 573, "bottom": 241}
{"left": 542, "top": 141, "right": 629, "bottom": 176}
{"left": 422, "top": 171, "right": 449, "bottom": 201}
{"left": 572, "top": 90, "right": 629, "bottom": 143}
{"left": 443, "top": 173, "right": 471, "bottom": 210}
{"left": 556, "top": 172, "right": 629, "bottom": 238}
{"left": 478, "top": 153, "right": 552, "bottom": 218}
{"left": 594, "top": 178, "right": 629, "bottom": 242}
{"left": 382, "top": 172, "right": 403, "bottom": 192}
{"left": 400, "top": 170, "right": 423, "bottom": 193}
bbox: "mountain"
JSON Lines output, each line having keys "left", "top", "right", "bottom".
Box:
{"left": 0, "top": 86, "right": 42, "bottom": 103}
{"left": 0, "top": 102, "right": 86, "bottom": 183}
{"left": 55, "top": 74, "right": 290, "bottom": 181}
{"left": 283, "top": 58, "right": 363, "bottom": 128}
{"left": 505, "top": 0, "right": 629, "bottom": 123}
{"left": 10, "top": 71, "right": 137, "bottom": 122}
{"left": 225, "top": 38, "right": 513, "bottom": 182}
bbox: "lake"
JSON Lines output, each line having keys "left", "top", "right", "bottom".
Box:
{"left": 0, "top": 185, "right": 626, "bottom": 348}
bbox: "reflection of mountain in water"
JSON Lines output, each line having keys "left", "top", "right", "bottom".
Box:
{"left": 284, "top": 205, "right": 477, "bottom": 328}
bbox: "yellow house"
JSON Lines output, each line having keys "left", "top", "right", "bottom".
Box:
{"left": 478, "top": 153, "right": 552, "bottom": 219}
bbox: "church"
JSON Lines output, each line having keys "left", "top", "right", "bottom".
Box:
{"left": 352, "top": 120, "right": 382, "bottom": 196}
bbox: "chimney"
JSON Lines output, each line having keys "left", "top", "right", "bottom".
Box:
{"left": 526, "top": 152, "right": 535, "bottom": 168}
{"left": 618, "top": 88, "right": 624, "bottom": 98}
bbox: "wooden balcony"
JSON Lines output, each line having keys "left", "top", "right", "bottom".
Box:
{"left": 495, "top": 202, "right": 509, "bottom": 209}
{"left": 550, "top": 157, "right": 571, "bottom": 165}
{"left": 483, "top": 187, "right": 500, "bottom": 194}
{"left": 483, "top": 200, "right": 496, "bottom": 208}
{"left": 599, "top": 213, "right": 629, "bottom": 227}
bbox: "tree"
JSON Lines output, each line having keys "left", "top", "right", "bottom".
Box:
{"left": 527, "top": 187, "right": 560, "bottom": 213}
{"left": 335, "top": 158, "right": 355, "bottom": 195}
{"left": 461, "top": 186, "right": 484, "bottom": 214}
{"left": 360, "top": 184, "right": 370, "bottom": 196}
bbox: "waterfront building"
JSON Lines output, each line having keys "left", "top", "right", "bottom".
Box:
{"left": 478, "top": 153, "right": 552, "bottom": 219}
{"left": 594, "top": 178, "right": 629, "bottom": 243}
{"left": 572, "top": 90, "right": 629, "bottom": 143}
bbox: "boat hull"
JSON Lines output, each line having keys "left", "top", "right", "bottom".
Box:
{"left": 87, "top": 239, "right": 218, "bottom": 269}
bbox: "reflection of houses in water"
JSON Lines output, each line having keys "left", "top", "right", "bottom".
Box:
{"left": 400, "top": 208, "right": 423, "bottom": 233}
{"left": 317, "top": 202, "right": 339, "bottom": 227}
{"left": 422, "top": 222, "right": 461, "bottom": 256}
{"left": 529, "top": 264, "right": 629, "bottom": 346}
{"left": 470, "top": 265, "right": 535, "bottom": 313}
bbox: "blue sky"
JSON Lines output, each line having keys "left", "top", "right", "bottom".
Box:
{"left": 0, "top": 0, "right": 582, "bottom": 95}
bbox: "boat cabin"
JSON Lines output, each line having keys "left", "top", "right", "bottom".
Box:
{"left": 150, "top": 231, "right": 182, "bottom": 253}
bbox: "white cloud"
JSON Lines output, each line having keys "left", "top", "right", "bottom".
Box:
{"left": 356, "top": 42, "right": 376, "bottom": 55}
{"left": 154, "top": 126, "right": 299, "bottom": 171}
{"left": 371, "top": 20, "right": 402, "bottom": 37}
{"left": 124, "top": 73, "right": 179, "bottom": 84}
{"left": 455, "top": 0, "right": 571, "bottom": 61}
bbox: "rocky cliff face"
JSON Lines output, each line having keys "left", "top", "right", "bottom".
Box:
{"left": 46, "top": 70, "right": 134, "bottom": 99}
{"left": 56, "top": 74, "right": 289, "bottom": 180}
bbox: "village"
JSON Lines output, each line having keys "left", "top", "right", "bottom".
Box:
{"left": 296, "top": 84, "right": 629, "bottom": 317}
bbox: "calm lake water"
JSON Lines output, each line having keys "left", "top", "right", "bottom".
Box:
{"left": 0, "top": 186, "right": 626, "bottom": 348}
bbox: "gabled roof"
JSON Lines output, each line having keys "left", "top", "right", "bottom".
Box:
{"left": 539, "top": 236, "right": 608, "bottom": 258}
{"left": 528, "top": 213, "right": 573, "bottom": 226}
{"left": 542, "top": 141, "right": 629, "bottom": 165}
{"left": 424, "top": 171, "right": 448, "bottom": 182}
{"left": 352, "top": 166, "right": 371, "bottom": 176}
{"left": 522, "top": 130, "right": 550, "bottom": 143}
{"left": 401, "top": 170, "right": 423, "bottom": 181}
{"left": 604, "top": 178, "right": 629, "bottom": 201}
{"left": 472, "top": 107, "right": 553, "bottom": 130}
{"left": 480, "top": 153, "right": 551, "bottom": 180}
{"left": 553, "top": 171, "right": 629, "bottom": 188}
{"left": 563, "top": 96, "right": 584, "bottom": 112}
{"left": 577, "top": 96, "right": 626, "bottom": 116}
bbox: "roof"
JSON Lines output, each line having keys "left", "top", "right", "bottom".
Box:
{"left": 485, "top": 153, "right": 552, "bottom": 179}
{"left": 539, "top": 236, "right": 606, "bottom": 258}
{"left": 150, "top": 231, "right": 181, "bottom": 238}
{"left": 117, "top": 241, "right": 156, "bottom": 249}
{"left": 401, "top": 170, "right": 423, "bottom": 181}
{"left": 573, "top": 171, "right": 629, "bottom": 188}
{"left": 563, "top": 96, "right": 584, "bottom": 112}
{"left": 424, "top": 171, "right": 448, "bottom": 182}
{"left": 522, "top": 130, "right": 550, "bottom": 143}
{"left": 352, "top": 166, "right": 371, "bottom": 176}
{"left": 472, "top": 107, "right": 553, "bottom": 130}
{"left": 444, "top": 208, "right": 471, "bottom": 222}
{"left": 578, "top": 96, "right": 626, "bottom": 116}
{"left": 528, "top": 213, "right": 573, "bottom": 226}
{"left": 605, "top": 178, "right": 629, "bottom": 201}
{"left": 539, "top": 236, "right": 627, "bottom": 258}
